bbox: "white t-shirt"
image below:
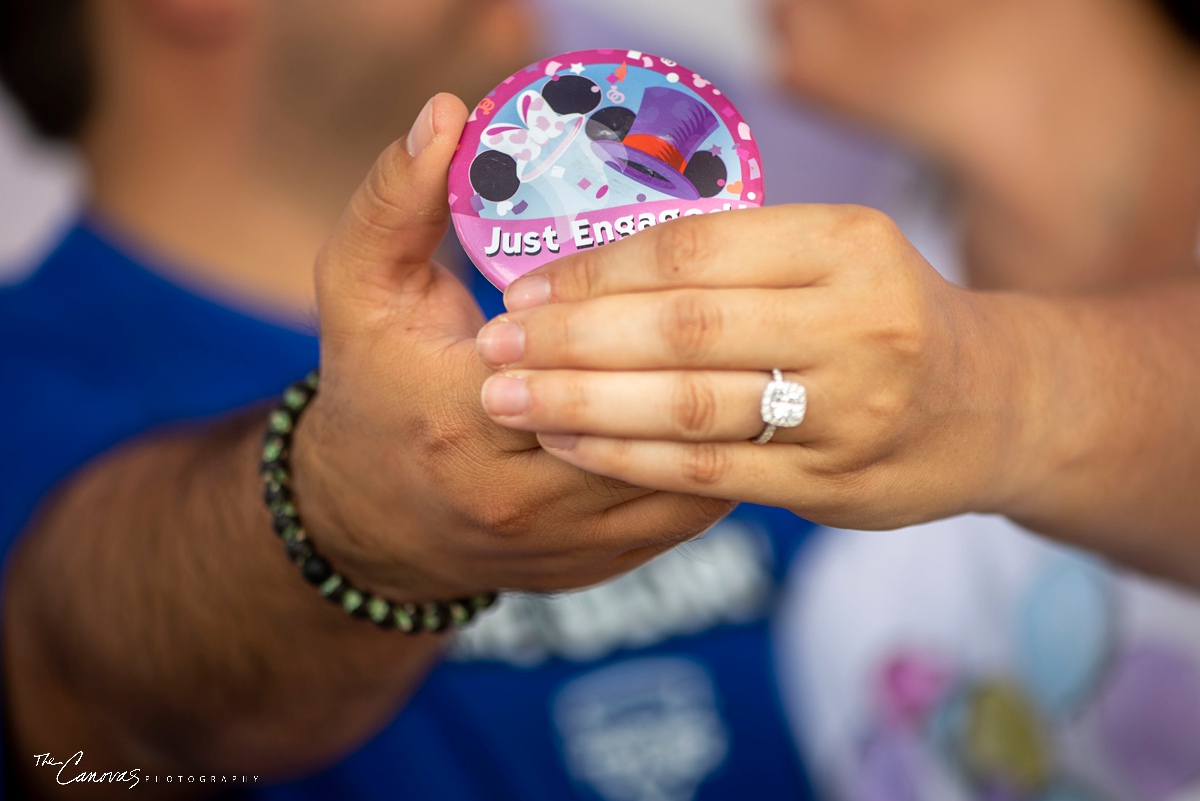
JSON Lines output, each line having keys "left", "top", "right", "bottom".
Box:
{"left": 776, "top": 517, "right": 1200, "bottom": 801}
{"left": 774, "top": 196, "right": 1200, "bottom": 801}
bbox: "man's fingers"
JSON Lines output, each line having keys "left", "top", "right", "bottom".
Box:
{"left": 502, "top": 204, "right": 885, "bottom": 311}
{"left": 536, "top": 434, "right": 804, "bottom": 509}
{"left": 596, "top": 491, "right": 737, "bottom": 552}
{"left": 317, "top": 93, "right": 470, "bottom": 333}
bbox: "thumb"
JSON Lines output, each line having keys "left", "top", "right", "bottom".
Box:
{"left": 316, "top": 93, "right": 469, "bottom": 334}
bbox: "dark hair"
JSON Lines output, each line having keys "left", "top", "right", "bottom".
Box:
{"left": 0, "top": 0, "right": 90, "bottom": 139}
{"left": 0, "top": 0, "right": 1195, "bottom": 142}
{"left": 1155, "top": 0, "right": 1200, "bottom": 47}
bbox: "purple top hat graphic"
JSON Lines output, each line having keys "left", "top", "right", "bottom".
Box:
{"left": 592, "top": 87, "right": 724, "bottom": 201}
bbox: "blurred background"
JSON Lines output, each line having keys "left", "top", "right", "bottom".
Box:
{"left": 5, "top": 2, "right": 1200, "bottom": 799}
{"left": 0, "top": 0, "right": 953, "bottom": 286}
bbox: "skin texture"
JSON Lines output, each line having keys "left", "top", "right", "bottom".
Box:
{"left": 474, "top": 0, "right": 1200, "bottom": 588}
{"left": 478, "top": 206, "right": 1200, "bottom": 590}
{"left": 81, "top": 0, "right": 536, "bottom": 314}
{"left": 4, "top": 3, "right": 733, "bottom": 798}
{"left": 772, "top": 0, "right": 1200, "bottom": 290}
{"left": 6, "top": 92, "right": 733, "bottom": 801}
{"left": 6, "top": 0, "right": 1199, "bottom": 795}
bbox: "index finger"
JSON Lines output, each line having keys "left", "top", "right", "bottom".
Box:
{"left": 502, "top": 203, "right": 863, "bottom": 311}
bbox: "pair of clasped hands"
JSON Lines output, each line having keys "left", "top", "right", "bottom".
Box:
{"left": 303, "top": 95, "right": 1034, "bottom": 601}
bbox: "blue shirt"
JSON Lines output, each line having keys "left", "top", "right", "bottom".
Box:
{"left": 0, "top": 220, "right": 815, "bottom": 800}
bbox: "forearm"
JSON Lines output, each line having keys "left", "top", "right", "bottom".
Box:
{"left": 993, "top": 272, "right": 1200, "bottom": 585}
{"left": 4, "top": 409, "right": 442, "bottom": 793}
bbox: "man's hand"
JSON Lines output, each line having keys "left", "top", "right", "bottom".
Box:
{"left": 293, "top": 94, "right": 734, "bottom": 600}
{"left": 4, "top": 95, "right": 734, "bottom": 797}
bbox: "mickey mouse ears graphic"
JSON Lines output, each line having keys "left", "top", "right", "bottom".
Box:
{"left": 470, "top": 79, "right": 728, "bottom": 203}
{"left": 470, "top": 76, "right": 600, "bottom": 202}
{"left": 450, "top": 50, "right": 765, "bottom": 290}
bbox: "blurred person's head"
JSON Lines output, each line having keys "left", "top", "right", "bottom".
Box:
{"left": 773, "top": 0, "right": 1198, "bottom": 135}
{"left": 0, "top": 0, "right": 535, "bottom": 303}
{"left": 772, "top": 0, "right": 1200, "bottom": 289}
{"left": 1, "top": 0, "right": 533, "bottom": 164}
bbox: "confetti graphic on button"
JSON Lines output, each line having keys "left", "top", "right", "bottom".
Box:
{"left": 449, "top": 49, "right": 764, "bottom": 289}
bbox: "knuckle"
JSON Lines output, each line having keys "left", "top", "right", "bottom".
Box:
{"left": 360, "top": 146, "right": 408, "bottom": 227}
{"left": 870, "top": 307, "right": 927, "bottom": 365}
{"left": 862, "top": 382, "right": 908, "bottom": 423}
{"left": 410, "top": 411, "right": 472, "bottom": 462}
{"left": 558, "top": 251, "right": 604, "bottom": 302}
{"left": 523, "top": 307, "right": 577, "bottom": 366}
{"left": 821, "top": 205, "right": 902, "bottom": 262}
{"left": 354, "top": 143, "right": 445, "bottom": 237}
{"left": 670, "top": 373, "right": 719, "bottom": 439}
{"left": 605, "top": 437, "right": 637, "bottom": 475}
{"left": 550, "top": 307, "right": 580, "bottom": 364}
{"left": 845, "top": 205, "right": 901, "bottom": 244}
{"left": 665, "top": 495, "right": 737, "bottom": 540}
{"left": 581, "top": 472, "right": 640, "bottom": 500}
{"left": 655, "top": 219, "right": 712, "bottom": 281}
{"left": 474, "top": 497, "right": 539, "bottom": 537}
{"left": 662, "top": 292, "right": 723, "bottom": 363}
{"left": 806, "top": 441, "right": 873, "bottom": 481}
{"left": 681, "top": 443, "right": 729, "bottom": 487}
{"left": 549, "top": 374, "right": 591, "bottom": 426}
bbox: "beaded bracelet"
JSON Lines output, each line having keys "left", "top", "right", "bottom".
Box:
{"left": 259, "top": 369, "right": 498, "bottom": 633}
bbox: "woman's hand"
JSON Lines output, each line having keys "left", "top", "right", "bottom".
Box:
{"left": 475, "top": 205, "right": 1038, "bottom": 530}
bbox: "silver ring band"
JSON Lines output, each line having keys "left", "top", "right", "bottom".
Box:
{"left": 752, "top": 423, "right": 778, "bottom": 446}
{"left": 753, "top": 369, "right": 806, "bottom": 445}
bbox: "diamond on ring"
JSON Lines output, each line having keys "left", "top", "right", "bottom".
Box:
{"left": 753, "top": 369, "right": 806, "bottom": 445}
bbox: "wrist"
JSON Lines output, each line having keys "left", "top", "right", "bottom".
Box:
{"left": 288, "top": 392, "right": 403, "bottom": 595}
{"left": 961, "top": 290, "right": 1060, "bottom": 517}
{"left": 272, "top": 374, "right": 498, "bottom": 630}
{"left": 286, "top": 381, "right": 484, "bottom": 603}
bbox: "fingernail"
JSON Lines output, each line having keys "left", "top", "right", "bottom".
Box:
{"left": 504, "top": 275, "right": 551, "bottom": 312}
{"left": 539, "top": 433, "right": 579, "bottom": 451}
{"left": 481, "top": 374, "right": 530, "bottom": 417}
{"left": 406, "top": 97, "right": 436, "bottom": 157}
{"left": 476, "top": 320, "right": 525, "bottom": 367}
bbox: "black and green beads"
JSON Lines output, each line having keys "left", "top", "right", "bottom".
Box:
{"left": 268, "top": 409, "right": 293, "bottom": 435}
{"left": 282, "top": 385, "right": 311, "bottom": 411}
{"left": 259, "top": 369, "right": 500, "bottom": 635}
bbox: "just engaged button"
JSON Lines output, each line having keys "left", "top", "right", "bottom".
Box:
{"left": 449, "top": 49, "right": 766, "bottom": 289}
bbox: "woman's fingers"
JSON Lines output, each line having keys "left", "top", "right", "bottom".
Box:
{"left": 482, "top": 369, "right": 820, "bottom": 445}
{"left": 478, "top": 288, "right": 836, "bottom": 371}
{"left": 502, "top": 204, "right": 872, "bottom": 311}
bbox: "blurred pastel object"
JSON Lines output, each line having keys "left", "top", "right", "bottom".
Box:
{"left": 1038, "top": 783, "right": 1108, "bottom": 801}
{"left": 856, "top": 728, "right": 922, "bottom": 801}
{"left": 1098, "top": 643, "right": 1200, "bottom": 801}
{"left": 926, "top": 683, "right": 971, "bottom": 770}
{"left": 981, "top": 783, "right": 1024, "bottom": 801}
{"left": 965, "top": 682, "right": 1052, "bottom": 795}
{"left": 1017, "top": 556, "right": 1114, "bottom": 715}
{"left": 877, "top": 650, "right": 956, "bottom": 727}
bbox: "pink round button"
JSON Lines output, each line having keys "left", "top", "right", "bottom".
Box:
{"left": 449, "top": 49, "right": 766, "bottom": 289}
